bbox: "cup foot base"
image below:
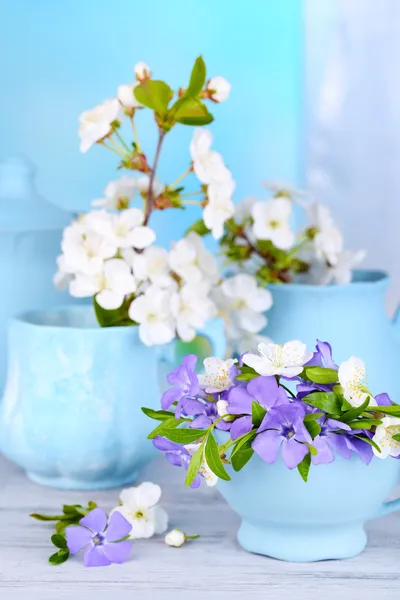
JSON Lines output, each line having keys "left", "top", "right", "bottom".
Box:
{"left": 237, "top": 520, "right": 367, "bottom": 562}
{"left": 26, "top": 470, "right": 139, "bottom": 490}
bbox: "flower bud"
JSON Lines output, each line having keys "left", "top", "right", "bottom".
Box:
{"left": 206, "top": 76, "right": 231, "bottom": 103}
{"left": 165, "top": 529, "right": 186, "bottom": 548}
{"left": 217, "top": 399, "right": 229, "bottom": 417}
{"left": 118, "top": 83, "right": 142, "bottom": 111}
{"left": 134, "top": 62, "right": 151, "bottom": 82}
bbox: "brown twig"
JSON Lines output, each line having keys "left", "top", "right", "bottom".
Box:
{"left": 144, "top": 130, "right": 166, "bottom": 225}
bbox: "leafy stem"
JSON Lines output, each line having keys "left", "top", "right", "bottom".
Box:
{"left": 129, "top": 115, "right": 142, "bottom": 152}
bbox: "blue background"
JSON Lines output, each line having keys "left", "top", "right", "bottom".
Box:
{"left": 1, "top": 0, "right": 303, "bottom": 245}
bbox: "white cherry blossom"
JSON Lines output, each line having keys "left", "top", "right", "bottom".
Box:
{"left": 79, "top": 98, "right": 123, "bottom": 153}
{"left": 168, "top": 232, "right": 219, "bottom": 286}
{"left": 306, "top": 201, "right": 335, "bottom": 230}
{"left": 314, "top": 226, "right": 343, "bottom": 266}
{"left": 61, "top": 219, "right": 117, "bottom": 276}
{"left": 190, "top": 129, "right": 232, "bottom": 185}
{"left": 92, "top": 176, "right": 138, "bottom": 210}
{"left": 242, "top": 341, "right": 313, "bottom": 377}
{"left": 234, "top": 196, "right": 257, "bottom": 224}
{"left": 204, "top": 180, "right": 235, "bottom": 239}
{"left": 136, "top": 175, "right": 165, "bottom": 198}
{"left": 69, "top": 258, "right": 136, "bottom": 309}
{"left": 206, "top": 76, "right": 231, "bottom": 103}
{"left": 372, "top": 417, "right": 400, "bottom": 459}
{"left": 198, "top": 357, "right": 237, "bottom": 393}
{"left": 171, "top": 283, "right": 217, "bottom": 342}
{"left": 128, "top": 285, "right": 175, "bottom": 346}
{"left": 134, "top": 62, "right": 151, "bottom": 81}
{"left": 111, "top": 482, "right": 168, "bottom": 539}
{"left": 338, "top": 356, "right": 375, "bottom": 407}
{"left": 219, "top": 273, "right": 273, "bottom": 334}
{"left": 117, "top": 82, "right": 142, "bottom": 109}
{"left": 251, "top": 197, "right": 294, "bottom": 250}
{"left": 232, "top": 332, "right": 273, "bottom": 357}
{"left": 93, "top": 207, "right": 156, "bottom": 250}
{"left": 185, "top": 443, "right": 218, "bottom": 486}
{"left": 125, "top": 246, "right": 174, "bottom": 287}
{"left": 314, "top": 250, "right": 366, "bottom": 285}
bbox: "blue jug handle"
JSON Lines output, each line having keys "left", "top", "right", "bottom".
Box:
{"left": 375, "top": 496, "right": 400, "bottom": 518}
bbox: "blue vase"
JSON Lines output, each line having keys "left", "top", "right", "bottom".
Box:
{"left": 0, "top": 157, "right": 75, "bottom": 393}
{"left": 217, "top": 447, "right": 400, "bottom": 562}
{"left": 0, "top": 306, "right": 178, "bottom": 490}
{"left": 265, "top": 269, "right": 400, "bottom": 400}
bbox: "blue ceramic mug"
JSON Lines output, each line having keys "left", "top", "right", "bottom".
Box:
{"left": 0, "top": 306, "right": 178, "bottom": 490}
{"left": 217, "top": 445, "right": 400, "bottom": 562}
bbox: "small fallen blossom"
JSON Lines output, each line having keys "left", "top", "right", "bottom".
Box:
{"left": 165, "top": 529, "right": 200, "bottom": 547}
{"left": 111, "top": 482, "right": 168, "bottom": 539}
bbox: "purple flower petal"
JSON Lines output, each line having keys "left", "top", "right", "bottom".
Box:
{"left": 227, "top": 386, "right": 253, "bottom": 415}
{"left": 316, "top": 340, "right": 337, "bottom": 370}
{"left": 79, "top": 507, "right": 107, "bottom": 534}
{"left": 346, "top": 436, "right": 373, "bottom": 465}
{"left": 190, "top": 415, "right": 213, "bottom": 429}
{"left": 153, "top": 437, "right": 181, "bottom": 452}
{"left": 83, "top": 544, "right": 111, "bottom": 567}
{"left": 161, "top": 387, "right": 181, "bottom": 410}
{"left": 166, "top": 451, "right": 184, "bottom": 467}
{"left": 311, "top": 436, "right": 335, "bottom": 465}
{"left": 65, "top": 524, "right": 93, "bottom": 554}
{"left": 281, "top": 438, "right": 308, "bottom": 469}
{"left": 102, "top": 540, "right": 132, "bottom": 564}
{"left": 230, "top": 416, "right": 253, "bottom": 440}
{"left": 327, "top": 433, "right": 352, "bottom": 459}
{"left": 215, "top": 418, "right": 231, "bottom": 431}
{"left": 184, "top": 398, "right": 206, "bottom": 416}
{"left": 182, "top": 354, "right": 198, "bottom": 372}
{"left": 105, "top": 512, "right": 132, "bottom": 542}
{"left": 247, "top": 376, "right": 281, "bottom": 409}
{"left": 376, "top": 392, "right": 392, "bottom": 406}
{"left": 252, "top": 429, "right": 282, "bottom": 463}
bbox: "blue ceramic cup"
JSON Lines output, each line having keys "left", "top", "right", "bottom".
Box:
{"left": 0, "top": 306, "right": 177, "bottom": 489}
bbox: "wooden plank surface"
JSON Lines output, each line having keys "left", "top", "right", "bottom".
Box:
{"left": 1, "top": 454, "right": 400, "bottom": 599}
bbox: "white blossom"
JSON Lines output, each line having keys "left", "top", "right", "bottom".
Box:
{"left": 69, "top": 258, "right": 136, "bottom": 309}
{"left": 243, "top": 341, "right": 313, "bottom": 377}
{"left": 93, "top": 207, "right": 156, "bottom": 250}
{"left": 125, "top": 246, "right": 174, "bottom": 288}
{"left": 136, "top": 175, "right": 165, "bottom": 198}
{"left": 314, "top": 226, "right": 343, "bottom": 266}
{"left": 134, "top": 62, "right": 151, "bottom": 81}
{"left": 206, "top": 76, "right": 231, "bottom": 103}
{"left": 165, "top": 529, "right": 186, "bottom": 547}
{"left": 168, "top": 232, "right": 219, "bottom": 286}
{"left": 190, "top": 129, "right": 232, "bottom": 185}
{"left": 171, "top": 283, "right": 217, "bottom": 342}
{"left": 78, "top": 98, "right": 123, "bottom": 153}
{"left": 128, "top": 284, "right": 175, "bottom": 346}
{"left": 204, "top": 180, "right": 235, "bottom": 239}
{"left": 234, "top": 196, "right": 257, "bottom": 224}
{"left": 198, "top": 357, "right": 237, "bottom": 393}
{"left": 117, "top": 82, "right": 142, "bottom": 109}
{"left": 219, "top": 273, "right": 273, "bottom": 335}
{"left": 372, "top": 417, "right": 400, "bottom": 459}
{"left": 92, "top": 176, "right": 138, "bottom": 210}
{"left": 338, "top": 356, "right": 376, "bottom": 407}
{"left": 252, "top": 197, "right": 294, "bottom": 250}
{"left": 306, "top": 201, "right": 335, "bottom": 231}
{"left": 231, "top": 332, "right": 273, "bottom": 357}
{"left": 313, "top": 250, "right": 366, "bottom": 285}
{"left": 111, "top": 482, "right": 168, "bottom": 539}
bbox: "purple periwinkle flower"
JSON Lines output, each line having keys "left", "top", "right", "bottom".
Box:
{"left": 161, "top": 355, "right": 200, "bottom": 418}
{"left": 65, "top": 507, "right": 132, "bottom": 567}
{"left": 252, "top": 403, "right": 311, "bottom": 469}
{"left": 189, "top": 400, "right": 231, "bottom": 431}
{"left": 152, "top": 437, "right": 203, "bottom": 488}
{"left": 306, "top": 339, "right": 338, "bottom": 370}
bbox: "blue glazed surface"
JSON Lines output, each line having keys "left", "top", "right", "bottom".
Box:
{"left": 0, "top": 306, "right": 174, "bottom": 489}
{"left": 217, "top": 443, "right": 400, "bottom": 562}
{"left": 265, "top": 270, "right": 400, "bottom": 402}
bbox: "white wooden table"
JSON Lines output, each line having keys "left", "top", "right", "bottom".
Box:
{"left": 1, "top": 454, "right": 400, "bottom": 599}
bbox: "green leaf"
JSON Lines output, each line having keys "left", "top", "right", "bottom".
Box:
{"left": 134, "top": 80, "right": 172, "bottom": 115}
{"left": 30, "top": 513, "right": 65, "bottom": 521}
{"left": 303, "top": 412, "right": 324, "bottom": 422}
{"left": 374, "top": 405, "right": 400, "bottom": 417}
{"left": 185, "top": 442, "right": 204, "bottom": 487}
{"left": 147, "top": 416, "right": 189, "bottom": 440}
{"left": 49, "top": 548, "right": 69, "bottom": 565}
{"left": 303, "top": 392, "right": 342, "bottom": 414}
{"left": 251, "top": 402, "right": 267, "bottom": 427}
{"left": 204, "top": 435, "right": 231, "bottom": 481}
{"left": 306, "top": 443, "right": 318, "bottom": 456}
{"left": 231, "top": 446, "right": 254, "bottom": 472}
{"left": 230, "top": 430, "right": 256, "bottom": 457}
{"left": 141, "top": 407, "right": 175, "bottom": 422}
{"left": 353, "top": 434, "right": 381, "bottom": 453}
{"left": 94, "top": 296, "right": 134, "bottom": 328}
{"left": 235, "top": 373, "right": 259, "bottom": 382}
{"left": 174, "top": 98, "right": 214, "bottom": 126}
{"left": 348, "top": 419, "right": 382, "bottom": 430}
{"left": 185, "top": 219, "right": 211, "bottom": 237}
{"left": 340, "top": 397, "right": 371, "bottom": 423}
{"left": 392, "top": 433, "right": 400, "bottom": 442}
{"left": 303, "top": 367, "right": 339, "bottom": 384}
{"left": 161, "top": 427, "right": 206, "bottom": 444}
{"left": 51, "top": 534, "right": 67, "bottom": 549}
{"left": 187, "top": 56, "right": 206, "bottom": 96}
{"left": 297, "top": 453, "right": 311, "bottom": 482}
{"left": 304, "top": 420, "right": 321, "bottom": 440}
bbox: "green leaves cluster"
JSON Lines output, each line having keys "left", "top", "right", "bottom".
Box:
{"left": 30, "top": 501, "right": 97, "bottom": 565}
{"left": 134, "top": 56, "right": 214, "bottom": 132}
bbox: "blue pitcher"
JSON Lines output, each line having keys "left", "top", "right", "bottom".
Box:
{"left": 265, "top": 269, "right": 400, "bottom": 401}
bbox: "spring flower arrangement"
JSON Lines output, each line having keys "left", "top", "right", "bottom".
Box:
{"left": 30, "top": 481, "right": 197, "bottom": 566}
{"left": 54, "top": 56, "right": 365, "bottom": 354}
{"left": 144, "top": 339, "right": 400, "bottom": 486}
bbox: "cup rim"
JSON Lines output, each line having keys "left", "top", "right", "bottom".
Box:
{"left": 268, "top": 269, "right": 389, "bottom": 292}
{"left": 11, "top": 305, "right": 137, "bottom": 333}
